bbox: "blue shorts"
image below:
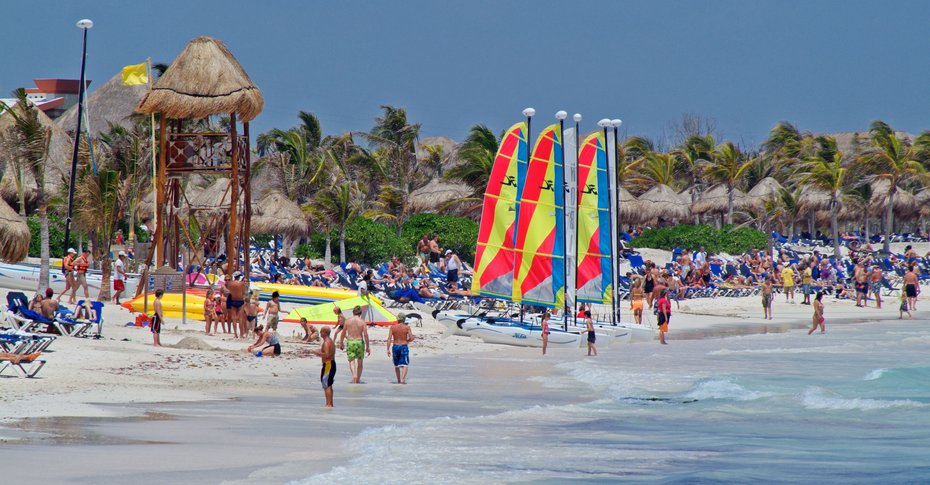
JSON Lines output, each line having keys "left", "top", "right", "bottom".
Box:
{"left": 392, "top": 344, "right": 409, "bottom": 367}
{"left": 802, "top": 284, "right": 811, "bottom": 295}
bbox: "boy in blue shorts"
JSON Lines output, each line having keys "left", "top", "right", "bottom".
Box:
{"left": 386, "top": 313, "right": 415, "bottom": 384}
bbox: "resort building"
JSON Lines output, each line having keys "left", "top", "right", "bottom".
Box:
{"left": 0, "top": 78, "right": 91, "bottom": 119}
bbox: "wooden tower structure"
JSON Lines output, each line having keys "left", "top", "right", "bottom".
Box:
{"left": 136, "top": 36, "right": 263, "bottom": 276}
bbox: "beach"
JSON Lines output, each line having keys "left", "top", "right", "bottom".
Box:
{"left": 2, "top": 275, "right": 928, "bottom": 483}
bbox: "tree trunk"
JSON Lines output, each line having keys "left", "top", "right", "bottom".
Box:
{"left": 128, "top": 200, "right": 136, "bottom": 244}
{"left": 726, "top": 186, "right": 734, "bottom": 225}
{"left": 691, "top": 185, "right": 699, "bottom": 225}
{"left": 808, "top": 212, "right": 815, "bottom": 238}
{"left": 98, "top": 257, "right": 112, "bottom": 301}
{"left": 830, "top": 197, "right": 840, "bottom": 259}
{"left": 37, "top": 202, "right": 50, "bottom": 292}
{"left": 17, "top": 167, "right": 26, "bottom": 217}
{"left": 324, "top": 231, "right": 332, "bottom": 266}
{"left": 339, "top": 222, "right": 347, "bottom": 264}
{"left": 883, "top": 189, "right": 894, "bottom": 254}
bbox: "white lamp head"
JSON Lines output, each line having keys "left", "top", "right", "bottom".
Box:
{"left": 573, "top": 113, "right": 582, "bottom": 123}
{"left": 522, "top": 107, "right": 536, "bottom": 117}
{"left": 555, "top": 110, "right": 568, "bottom": 120}
{"left": 611, "top": 119, "right": 623, "bottom": 128}
{"left": 597, "top": 118, "right": 611, "bottom": 128}
{"left": 76, "top": 19, "right": 94, "bottom": 29}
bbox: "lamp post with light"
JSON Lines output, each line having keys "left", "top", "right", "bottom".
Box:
{"left": 63, "top": 18, "right": 94, "bottom": 255}
{"left": 610, "top": 119, "right": 623, "bottom": 325}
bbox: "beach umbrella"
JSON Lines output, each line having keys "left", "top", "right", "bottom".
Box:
{"left": 869, "top": 180, "right": 918, "bottom": 220}
{"left": 745, "top": 177, "right": 785, "bottom": 212}
{"left": 250, "top": 190, "right": 309, "bottom": 239}
{"left": 691, "top": 184, "right": 748, "bottom": 216}
{"left": 408, "top": 179, "right": 472, "bottom": 213}
{"left": 617, "top": 186, "right": 638, "bottom": 223}
{"left": 282, "top": 296, "right": 397, "bottom": 326}
{"left": 136, "top": 36, "right": 264, "bottom": 122}
{"left": 56, "top": 70, "right": 148, "bottom": 138}
{"left": 0, "top": 196, "right": 30, "bottom": 262}
{"left": 797, "top": 186, "right": 832, "bottom": 215}
{"left": 633, "top": 184, "right": 691, "bottom": 223}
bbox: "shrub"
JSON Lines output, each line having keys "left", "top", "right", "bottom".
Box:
{"left": 26, "top": 213, "right": 67, "bottom": 258}
{"left": 631, "top": 224, "right": 766, "bottom": 255}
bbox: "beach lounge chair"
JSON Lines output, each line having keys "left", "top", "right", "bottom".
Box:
{"left": 5, "top": 292, "right": 54, "bottom": 334}
{"left": 54, "top": 300, "right": 104, "bottom": 338}
{"left": 0, "top": 352, "right": 47, "bottom": 378}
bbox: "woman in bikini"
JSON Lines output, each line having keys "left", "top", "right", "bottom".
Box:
{"left": 643, "top": 263, "right": 656, "bottom": 310}
{"left": 204, "top": 289, "right": 216, "bottom": 335}
{"left": 808, "top": 291, "right": 825, "bottom": 335}
{"left": 540, "top": 311, "right": 551, "bottom": 355}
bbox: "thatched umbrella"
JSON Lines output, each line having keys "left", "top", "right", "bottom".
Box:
{"left": 746, "top": 177, "right": 785, "bottom": 212}
{"left": 617, "top": 186, "right": 638, "bottom": 223}
{"left": 0, "top": 196, "right": 30, "bottom": 262}
{"left": 691, "top": 184, "right": 748, "bottom": 216}
{"left": 251, "top": 191, "right": 309, "bottom": 239}
{"left": 0, "top": 106, "right": 73, "bottom": 208}
{"left": 136, "top": 36, "right": 264, "bottom": 121}
{"left": 797, "top": 186, "right": 832, "bottom": 215}
{"left": 634, "top": 184, "right": 691, "bottom": 223}
{"left": 869, "top": 180, "right": 919, "bottom": 220}
{"left": 57, "top": 71, "right": 149, "bottom": 137}
{"left": 408, "top": 179, "right": 472, "bottom": 213}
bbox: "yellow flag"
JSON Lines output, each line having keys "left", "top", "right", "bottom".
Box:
{"left": 122, "top": 62, "right": 148, "bottom": 86}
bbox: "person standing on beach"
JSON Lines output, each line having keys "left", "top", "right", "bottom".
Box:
{"left": 58, "top": 248, "right": 77, "bottom": 304}
{"left": 113, "top": 251, "right": 127, "bottom": 304}
{"left": 584, "top": 310, "right": 597, "bottom": 356}
{"left": 338, "top": 306, "right": 370, "bottom": 384}
{"left": 387, "top": 313, "right": 415, "bottom": 383}
{"left": 227, "top": 273, "right": 248, "bottom": 338}
{"left": 657, "top": 288, "right": 671, "bottom": 345}
{"left": 417, "top": 235, "right": 430, "bottom": 269}
{"left": 780, "top": 264, "right": 795, "bottom": 303}
{"left": 444, "top": 249, "right": 461, "bottom": 287}
{"left": 854, "top": 262, "right": 868, "bottom": 307}
{"left": 869, "top": 266, "right": 883, "bottom": 309}
{"left": 902, "top": 265, "right": 919, "bottom": 311}
{"left": 72, "top": 249, "right": 91, "bottom": 302}
{"left": 331, "top": 304, "right": 347, "bottom": 344}
{"left": 152, "top": 289, "right": 164, "bottom": 347}
{"left": 539, "top": 311, "right": 550, "bottom": 355}
{"left": 264, "top": 291, "right": 281, "bottom": 332}
{"left": 629, "top": 278, "right": 644, "bottom": 325}
{"left": 808, "top": 291, "right": 825, "bottom": 334}
{"left": 204, "top": 288, "right": 216, "bottom": 335}
{"left": 762, "top": 276, "right": 773, "bottom": 320}
{"left": 428, "top": 234, "right": 441, "bottom": 268}
{"left": 800, "top": 263, "right": 813, "bottom": 305}
{"left": 643, "top": 262, "right": 657, "bottom": 309}
{"left": 311, "top": 327, "right": 336, "bottom": 407}
{"left": 899, "top": 290, "right": 912, "bottom": 319}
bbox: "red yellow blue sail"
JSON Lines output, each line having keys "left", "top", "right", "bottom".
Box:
{"left": 471, "top": 122, "right": 528, "bottom": 299}
{"left": 512, "top": 123, "right": 565, "bottom": 308}
{"left": 575, "top": 131, "right": 612, "bottom": 304}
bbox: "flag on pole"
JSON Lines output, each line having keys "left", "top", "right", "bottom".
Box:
{"left": 122, "top": 62, "right": 148, "bottom": 86}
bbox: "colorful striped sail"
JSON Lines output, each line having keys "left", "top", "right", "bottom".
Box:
{"left": 575, "top": 131, "right": 612, "bottom": 304}
{"left": 512, "top": 123, "right": 565, "bottom": 308}
{"left": 471, "top": 122, "right": 528, "bottom": 299}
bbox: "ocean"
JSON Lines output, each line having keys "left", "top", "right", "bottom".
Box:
{"left": 295, "top": 319, "right": 930, "bottom": 484}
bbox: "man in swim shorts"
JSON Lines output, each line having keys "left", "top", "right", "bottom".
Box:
{"left": 226, "top": 272, "right": 248, "bottom": 338}
{"left": 338, "top": 305, "right": 370, "bottom": 384}
{"left": 151, "top": 289, "right": 164, "bottom": 347}
{"left": 869, "top": 266, "right": 883, "bottom": 309}
{"left": 265, "top": 290, "right": 281, "bottom": 331}
{"left": 311, "top": 326, "right": 336, "bottom": 407}
{"left": 903, "top": 265, "right": 919, "bottom": 312}
{"left": 387, "top": 313, "right": 415, "bottom": 384}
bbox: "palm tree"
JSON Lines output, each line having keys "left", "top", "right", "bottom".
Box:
{"left": 702, "top": 141, "right": 752, "bottom": 225}
{"left": 777, "top": 187, "right": 803, "bottom": 240}
{"left": 444, "top": 124, "right": 500, "bottom": 216}
{"left": 797, "top": 137, "right": 849, "bottom": 258}
{"left": 860, "top": 121, "right": 927, "bottom": 254}
{"left": 98, "top": 120, "right": 152, "bottom": 244}
{"left": 315, "top": 182, "right": 362, "bottom": 264}
{"left": 74, "top": 161, "right": 126, "bottom": 300}
{"left": 636, "top": 152, "right": 681, "bottom": 189}
{"left": 675, "top": 135, "right": 715, "bottom": 223}
{"left": 0, "top": 89, "right": 52, "bottom": 291}
{"left": 361, "top": 105, "right": 427, "bottom": 235}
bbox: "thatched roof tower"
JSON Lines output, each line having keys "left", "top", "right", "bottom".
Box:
{"left": 57, "top": 71, "right": 148, "bottom": 137}
{"left": 0, "top": 196, "right": 30, "bottom": 262}
{"left": 136, "top": 36, "right": 263, "bottom": 121}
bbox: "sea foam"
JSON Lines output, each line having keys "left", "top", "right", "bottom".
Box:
{"left": 684, "top": 379, "right": 774, "bottom": 401}
{"left": 800, "top": 386, "right": 926, "bottom": 411}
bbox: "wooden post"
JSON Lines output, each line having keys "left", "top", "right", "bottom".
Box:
{"left": 154, "top": 114, "right": 167, "bottom": 268}
{"left": 243, "top": 121, "right": 252, "bottom": 281}
{"left": 228, "top": 112, "right": 239, "bottom": 273}
{"left": 172, "top": 178, "right": 181, "bottom": 270}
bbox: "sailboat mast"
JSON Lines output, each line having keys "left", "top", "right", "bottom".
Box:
{"left": 572, "top": 114, "right": 581, "bottom": 328}
{"left": 556, "top": 111, "right": 568, "bottom": 331}
{"left": 519, "top": 107, "right": 535, "bottom": 323}
{"left": 599, "top": 119, "right": 617, "bottom": 326}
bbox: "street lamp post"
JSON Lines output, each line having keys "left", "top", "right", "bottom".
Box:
{"left": 63, "top": 18, "right": 93, "bottom": 256}
{"left": 610, "top": 119, "right": 622, "bottom": 325}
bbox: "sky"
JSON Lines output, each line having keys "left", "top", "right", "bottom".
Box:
{"left": 4, "top": 0, "right": 930, "bottom": 148}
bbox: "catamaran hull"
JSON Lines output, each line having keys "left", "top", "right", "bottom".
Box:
{"left": 461, "top": 320, "right": 586, "bottom": 348}
{"left": 0, "top": 262, "right": 139, "bottom": 296}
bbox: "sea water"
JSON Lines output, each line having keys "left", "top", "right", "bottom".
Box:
{"left": 295, "top": 320, "right": 930, "bottom": 484}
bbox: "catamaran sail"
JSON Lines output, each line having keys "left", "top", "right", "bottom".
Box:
{"left": 575, "top": 131, "right": 612, "bottom": 304}
{"left": 470, "top": 122, "right": 528, "bottom": 300}
{"left": 512, "top": 124, "right": 565, "bottom": 308}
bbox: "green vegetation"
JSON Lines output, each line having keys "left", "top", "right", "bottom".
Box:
{"left": 632, "top": 224, "right": 767, "bottom": 255}
{"left": 27, "top": 214, "right": 66, "bottom": 258}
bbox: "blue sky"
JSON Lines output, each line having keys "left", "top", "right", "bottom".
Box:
{"left": 4, "top": 0, "right": 929, "bottom": 147}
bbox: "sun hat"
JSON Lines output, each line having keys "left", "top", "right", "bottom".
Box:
{"left": 445, "top": 249, "right": 453, "bottom": 255}
{"left": 68, "top": 248, "right": 76, "bottom": 253}
{"left": 118, "top": 250, "right": 126, "bottom": 256}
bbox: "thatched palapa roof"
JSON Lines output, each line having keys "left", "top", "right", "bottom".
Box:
{"left": 136, "top": 36, "right": 263, "bottom": 121}
{"left": 0, "top": 196, "right": 30, "bottom": 262}
{"left": 745, "top": 177, "right": 785, "bottom": 212}
{"left": 0, "top": 104, "right": 73, "bottom": 208}
{"left": 691, "top": 184, "right": 748, "bottom": 215}
{"left": 57, "top": 71, "right": 149, "bottom": 137}
{"left": 617, "top": 186, "right": 638, "bottom": 222}
{"left": 634, "top": 184, "right": 691, "bottom": 222}
{"left": 409, "top": 179, "right": 472, "bottom": 212}
{"left": 798, "top": 186, "right": 832, "bottom": 214}
{"left": 251, "top": 191, "right": 309, "bottom": 238}
{"left": 869, "top": 180, "right": 918, "bottom": 219}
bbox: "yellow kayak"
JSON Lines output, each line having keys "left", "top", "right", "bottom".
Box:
{"left": 250, "top": 282, "right": 379, "bottom": 305}
{"left": 122, "top": 291, "right": 207, "bottom": 321}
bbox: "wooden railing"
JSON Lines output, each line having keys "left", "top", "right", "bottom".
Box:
{"left": 165, "top": 133, "right": 248, "bottom": 173}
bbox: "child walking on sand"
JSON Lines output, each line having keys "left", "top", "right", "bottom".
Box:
{"left": 899, "top": 291, "right": 912, "bottom": 319}
{"left": 762, "top": 276, "right": 773, "bottom": 320}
